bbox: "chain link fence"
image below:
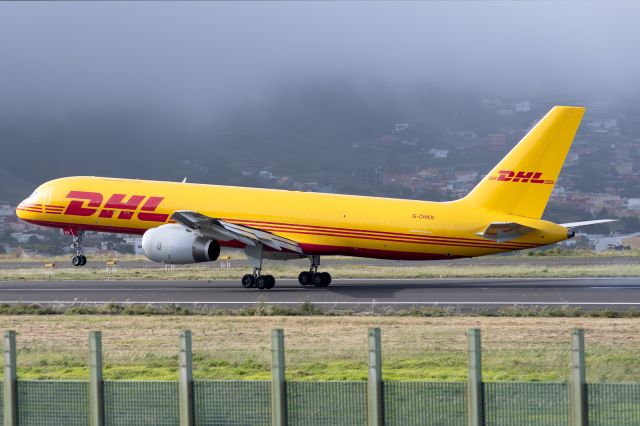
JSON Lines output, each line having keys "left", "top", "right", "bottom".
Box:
{"left": 17, "top": 381, "right": 88, "bottom": 426}
{"left": 484, "top": 382, "right": 568, "bottom": 425}
{"left": 287, "top": 381, "right": 367, "bottom": 426}
{"left": 103, "top": 381, "right": 179, "bottom": 426}
{"left": 1, "top": 380, "right": 640, "bottom": 424}
{"left": 588, "top": 383, "right": 640, "bottom": 425}
{"left": 383, "top": 381, "right": 466, "bottom": 426}
{"left": 194, "top": 381, "right": 271, "bottom": 426}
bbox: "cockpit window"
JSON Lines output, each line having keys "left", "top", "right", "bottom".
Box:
{"left": 24, "top": 187, "right": 52, "bottom": 203}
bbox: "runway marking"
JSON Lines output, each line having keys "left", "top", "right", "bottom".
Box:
{"left": 591, "top": 286, "right": 640, "bottom": 289}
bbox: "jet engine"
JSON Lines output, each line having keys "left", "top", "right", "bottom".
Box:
{"left": 141, "top": 224, "right": 220, "bottom": 264}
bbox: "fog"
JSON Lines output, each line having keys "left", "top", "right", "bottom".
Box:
{"left": 0, "top": 2, "right": 639, "bottom": 200}
{"left": 1, "top": 1, "right": 639, "bottom": 118}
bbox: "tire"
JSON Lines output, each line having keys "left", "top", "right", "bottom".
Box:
{"left": 256, "top": 276, "right": 267, "bottom": 290}
{"left": 320, "top": 272, "right": 332, "bottom": 286}
{"left": 313, "top": 273, "right": 324, "bottom": 287}
{"left": 265, "top": 275, "right": 275, "bottom": 289}
{"left": 80, "top": 255, "right": 87, "bottom": 266}
{"left": 298, "top": 271, "right": 312, "bottom": 286}
{"left": 72, "top": 256, "right": 82, "bottom": 267}
{"left": 241, "top": 274, "right": 255, "bottom": 288}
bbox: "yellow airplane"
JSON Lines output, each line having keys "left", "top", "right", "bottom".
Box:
{"left": 16, "top": 106, "right": 613, "bottom": 289}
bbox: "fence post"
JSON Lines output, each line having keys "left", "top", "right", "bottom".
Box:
{"left": 178, "top": 330, "right": 193, "bottom": 426}
{"left": 271, "top": 329, "right": 286, "bottom": 426}
{"left": 467, "top": 328, "right": 483, "bottom": 426}
{"left": 3, "top": 330, "right": 17, "bottom": 426}
{"left": 89, "top": 331, "right": 104, "bottom": 426}
{"left": 368, "top": 328, "right": 382, "bottom": 426}
{"left": 570, "top": 328, "right": 587, "bottom": 426}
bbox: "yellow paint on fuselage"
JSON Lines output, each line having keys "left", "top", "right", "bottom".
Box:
{"left": 16, "top": 176, "right": 568, "bottom": 260}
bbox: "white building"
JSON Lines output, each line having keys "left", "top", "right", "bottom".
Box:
{"left": 428, "top": 149, "right": 449, "bottom": 159}
{"left": 0, "top": 205, "right": 14, "bottom": 217}
{"left": 123, "top": 237, "right": 144, "bottom": 255}
{"left": 627, "top": 198, "right": 640, "bottom": 211}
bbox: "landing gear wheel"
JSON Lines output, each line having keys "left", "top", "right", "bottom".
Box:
{"left": 256, "top": 276, "right": 268, "bottom": 290}
{"left": 241, "top": 274, "right": 255, "bottom": 288}
{"left": 298, "top": 271, "right": 313, "bottom": 286}
{"left": 70, "top": 231, "right": 86, "bottom": 266}
{"left": 320, "top": 272, "right": 331, "bottom": 287}
{"left": 313, "top": 273, "right": 324, "bottom": 287}
{"left": 71, "top": 255, "right": 87, "bottom": 266}
{"left": 265, "top": 275, "right": 275, "bottom": 289}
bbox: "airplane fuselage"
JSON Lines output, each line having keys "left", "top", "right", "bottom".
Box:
{"left": 16, "top": 176, "right": 568, "bottom": 260}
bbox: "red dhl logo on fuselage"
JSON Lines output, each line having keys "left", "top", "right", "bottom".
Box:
{"left": 488, "top": 170, "right": 554, "bottom": 184}
{"left": 64, "top": 191, "right": 169, "bottom": 222}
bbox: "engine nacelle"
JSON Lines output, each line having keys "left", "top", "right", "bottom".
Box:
{"left": 141, "top": 224, "right": 221, "bottom": 264}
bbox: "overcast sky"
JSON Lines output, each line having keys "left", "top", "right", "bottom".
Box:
{"left": 1, "top": 1, "right": 639, "bottom": 118}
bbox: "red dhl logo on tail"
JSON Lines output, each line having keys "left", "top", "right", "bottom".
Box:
{"left": 488, "top": 170, "right": 554, "bottom": 184}
{"left": 64, "top": 191, "right": 169, "bottom": 222}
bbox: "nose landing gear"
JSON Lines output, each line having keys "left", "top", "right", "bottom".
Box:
{"left": 298, "top": 255, "right": 331, "bottom": 287}
{"left": 70, "top": 230, "right": 87, "bottom": 267}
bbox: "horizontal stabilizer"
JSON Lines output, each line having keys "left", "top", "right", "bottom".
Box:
{"left": 560, "top": 219, "right": 617, "bottom": 229}
{"left": 477, "top": 222, "right": 537, "bottom": 243}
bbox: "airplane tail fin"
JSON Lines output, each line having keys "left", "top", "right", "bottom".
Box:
{"left": 458, "top": 106, "right": 585, "bottom": 219}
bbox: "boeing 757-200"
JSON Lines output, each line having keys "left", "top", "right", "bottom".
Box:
{"left": 16, "top": 106, "right": 614, "bottom": 289}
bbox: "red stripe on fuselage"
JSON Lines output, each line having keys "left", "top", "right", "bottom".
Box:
{"left": 297, "top": 243, "right": 467, "bottom": 260}
{"left": 255, "top": 226, "right": 533, "bottom": 250}
{"left": 23, "top": 217, "right": 537, "bottom": 256}
{"left": 21, "top": 219, "right": 148, "bottom": 235}
{"left": 223, "top": 218, "right": 537, "bottom": 249}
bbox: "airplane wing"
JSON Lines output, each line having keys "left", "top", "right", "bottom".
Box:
{"left": 171, "top": 210, "right": 303, "bottom": 253}
{"left": 560, "top": 219, "right": 617, "bottom": 229}
{"left": 476, "top": 222, "right": 537, "bottom": 243}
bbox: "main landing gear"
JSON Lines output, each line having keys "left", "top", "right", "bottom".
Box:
{"left": 241, "top": 244, "right": 275, "bottom": 290}
{"left": 238, "top": 247, "right": 331, "bottom": 290}
{"left": 241, "top": 270, "right": 275, "bottom": 290}
{"left": 70, "top": 231, "right": 87, "bottom": 267}
{"left": 298, "top": 255, "right": 332, "bottom": 287}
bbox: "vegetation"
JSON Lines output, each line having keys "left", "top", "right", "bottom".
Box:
{"left": 1, "top": 315, "right": 639, "bottom": 382}
{"left": 0, "top": 302, "right": 639, "bottom": 319}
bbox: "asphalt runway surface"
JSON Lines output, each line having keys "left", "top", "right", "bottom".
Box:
{"left": 0, "top": 277, "right": 639, "bottom": 311}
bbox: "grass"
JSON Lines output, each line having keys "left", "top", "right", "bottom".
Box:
{"left": 2, "top": 315, "right": 640, "bottom": 382}
{"left": 2, "top": 262, "right": 640, "bottom": 281}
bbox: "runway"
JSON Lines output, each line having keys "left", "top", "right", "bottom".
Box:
{"left": 0, "top": 277, "right": 639, "bottom": 310}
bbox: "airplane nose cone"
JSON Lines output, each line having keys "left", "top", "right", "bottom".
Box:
{"left": 15, "top": 199, "right": 43, "bottom": 220}
{"left": 15, "top": 200, "right": 27, "bottom": 219}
